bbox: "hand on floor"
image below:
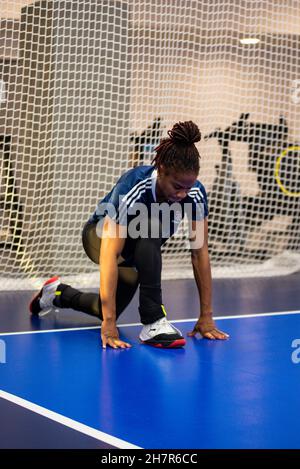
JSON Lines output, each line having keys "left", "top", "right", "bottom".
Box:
{"left": 101, "top": 319, "right": 132, "bottom": 349}
{"left": 188, "top": 317, "right": 229, "bottom": 340}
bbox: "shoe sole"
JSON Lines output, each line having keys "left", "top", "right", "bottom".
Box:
{"left": 29, "top": 276, "right": 60, "bottom": 315}
{"left": 140, "top": 338, "right": 186, "bottom": 348}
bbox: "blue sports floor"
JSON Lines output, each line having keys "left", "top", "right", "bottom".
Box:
{"left": 0, "top": 274, "right": 300, "bottom": 449}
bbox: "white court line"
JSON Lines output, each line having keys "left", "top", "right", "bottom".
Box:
{"left": 171, "top": 309, "right": 300, "bottom": 323}
{"left": 0, "top": 390, "right": 141, "bottom": 449}
{"left": 0, "top": 325, "right": 101, "bottom": 337}
{"left": 0, "top": 310, "right": 300, "bottom": 337}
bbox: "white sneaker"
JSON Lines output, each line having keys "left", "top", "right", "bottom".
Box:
{"left": 29, "top": 276, "right": 61, "bottom": 316}
{"left": 139, "top": 317, "right": 186, "bottom": 348}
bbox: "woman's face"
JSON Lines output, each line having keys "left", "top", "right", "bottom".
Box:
{"left": 156, "top": 165, "right": 198, "bottom": 202}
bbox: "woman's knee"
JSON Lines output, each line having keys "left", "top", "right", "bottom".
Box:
{"left": 82, "top": 222, "right": 101, "bottom": 264}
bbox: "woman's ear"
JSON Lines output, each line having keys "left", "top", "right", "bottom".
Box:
{"left": 158, "top": 164, "right": 165, "bottom": 177}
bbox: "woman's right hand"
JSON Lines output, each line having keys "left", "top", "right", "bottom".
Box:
{"left": 101, "top": 318, "right": 132, "bottom": 349}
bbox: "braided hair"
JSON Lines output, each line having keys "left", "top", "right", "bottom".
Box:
{"left": 152, "top": 121, "right": 201, "bottom": 173}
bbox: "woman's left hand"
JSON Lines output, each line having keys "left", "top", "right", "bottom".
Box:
{"left": 188, "top": 317, "right": 229, "bottom": 340}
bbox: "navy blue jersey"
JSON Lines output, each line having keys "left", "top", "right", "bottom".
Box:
{"left": 90, "top": 165, "right": 208, "bottom": 240}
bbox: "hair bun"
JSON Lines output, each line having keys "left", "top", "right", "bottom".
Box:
{"left": 167, "top": 121, "right": 201, "bottom": 145}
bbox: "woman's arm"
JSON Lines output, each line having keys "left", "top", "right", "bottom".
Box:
{"left": 188, "top": 218, "right": 229, "bottom": 340}
{"left": 99, "top": 217, "right": 131, "bottom": 349}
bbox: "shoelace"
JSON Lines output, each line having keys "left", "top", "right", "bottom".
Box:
{"left": 154, "top": 318, "right": 177, "bottom": 334}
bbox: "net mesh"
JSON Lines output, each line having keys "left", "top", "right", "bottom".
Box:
{"left": 0, "top": 0, "right": 300, "bottom": 289}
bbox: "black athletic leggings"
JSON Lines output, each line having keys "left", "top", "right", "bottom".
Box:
{"left": 54, "top": 219, "right": 166, "bottom": 325}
